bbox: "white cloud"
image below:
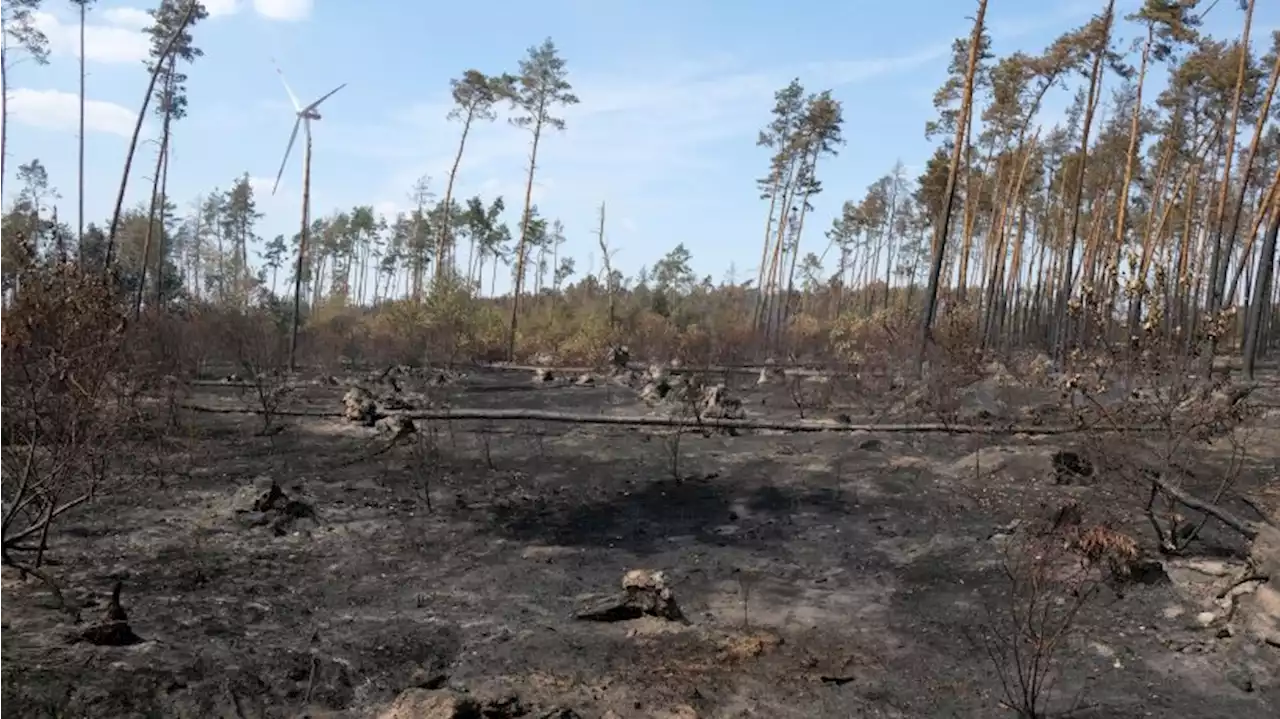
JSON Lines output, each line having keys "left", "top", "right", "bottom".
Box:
{"left": 8, "top": 88, "right": 137, "bottom": 138}
{"left": 32, "top": 10, "right": 151, "bottom": 64}
{"left": 99, "top": 7, "right": 152, "bottom": 29}
{"left": 248, "top": 175, "right": 283, "bottom": 197}
{"left": 252, "top": 0, "right": 313, "bottom": 22}
{"left": 28, "top": 2, "right": 245, "bottom": 66}
{"left": 201, "top": 0, "right": 243, "bottom": 18}
{"left": 373, "top": 200, "right": 402, "bottom": 220}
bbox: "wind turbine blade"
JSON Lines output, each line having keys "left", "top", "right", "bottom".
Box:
{"left": 273, "top": 60, "right": 302, "bottom": 112}
{"left": 272, "top": 117, "right": 302, "bottom": 196}
{"left": 304, "top": 83, "right": 347, "bottom": 113}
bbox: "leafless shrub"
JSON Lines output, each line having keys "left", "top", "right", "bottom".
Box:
{"left": 977, "top": 524, "right": 1102, "bottom": 718}
{"left": 662, "top": 373, "right": 708, "bottom": 481}
{"left": 663, "top": 423, "right": 685, "bottom": 481}
{"left": 786, "top": 372, "right": 835, "bottom": 419}
{"left": 215, "top": 309, "right": 294, "bottom": 435}
{"left": 1068, "top": 343, "right": 1258, "bottom": 555}
{"left": 129, "top": 310, "right": 200, "bottom": 415}
{"left": 733, "top": 567, "right": 755, "bottom": 629}
{"left": 1, "top": 265, "right": 137, "bottom": 615}
{"left": 409, "top": 420, "right": 442, "bottom": 513}
{"left": 477, "top": 420, "right": 497, "bottom": 470}
{"left": 786, "top": 374, "right": 808, "bottom": 419}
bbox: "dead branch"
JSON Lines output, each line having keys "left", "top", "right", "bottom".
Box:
{"left": 179, "top": 402, "right": 1175, "bottom": 436}
{"left": 491, "top": 362, "right": 831, "bottom": 377}
{"left": 1145, "top": 468, "right": 1261, "bottom": 541}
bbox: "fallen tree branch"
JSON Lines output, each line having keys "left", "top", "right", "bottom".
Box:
{"left": 1146, "top": 468, "right": 1260, "bottom": 541}
{"left": 1216, "top": 572, "right": 1270, "bottom": 599}
{"left": 490, "top": 362, "right": 830, "bottom": 377}
{"left": 1, "top": 556, "right": 81, "bottom": 621}
{"left": 179, "top": 403, "right": 1171, "bottom": 436}
{"left": 190, "top": 380, "right": 582, "bottom": 393}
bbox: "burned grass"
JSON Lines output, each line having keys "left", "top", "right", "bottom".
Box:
{"left": 2, "top": 367, "right": 1278, "bottom": 717}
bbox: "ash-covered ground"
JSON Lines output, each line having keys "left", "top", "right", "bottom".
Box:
{"left": 3, "top": 363, "right": 1278, "bottom": 718}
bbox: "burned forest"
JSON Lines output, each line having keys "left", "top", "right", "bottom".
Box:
{"left": 2, "top": 0, "right": 1280, "bottom": 717}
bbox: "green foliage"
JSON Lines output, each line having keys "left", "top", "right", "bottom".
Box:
{"left": 2, "top": 0, "right": 50, "bottom": 64}
{"left": 145, "top": 0, "right": 209, "bottom": 119}
{"left": 508, "top": 37, "right": 579, "bottom": 134}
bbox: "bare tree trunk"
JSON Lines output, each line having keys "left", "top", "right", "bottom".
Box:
{"left": 953, "top": 134, "right": 979, "bottom": 302}
{"left": 155, "top": 120, "right": 172, "bottom": 308}
{"left": 507, "top": 124, "right": 543, "bottom": 361}
{"left": 77, "top": 0, "right": 86, "bottom": 253}
{"left": 1, "top": 43, "right": 8, "bottom": 194}
{"left": 192, "top": 197, "right": 202, "bottom": 302}
{"left": 1112, "top": 23, "right": 1152, "bottom": 334}
{"left": 135, "top": 114, "right": 170, "bottom": 318}
{"left": 916, "top": 0, "right": 987, "bottom": 373}
{"left": 1222, "top": 48, "right": 1279, "bottom": 306}
{"left": 1243, "top": 188, "right": 1279, "bottom": 379}
{"left": 438, "top": 109, "right": 475, "bottom": 285}
{"left": 105, "top": 0, "right": 199, "bottom": 270}
{"left": 1052, "top": 0, "right": 1113, "bottom": 359}
{"left": 753, "top": 177, "right": 783, "bottom": 331}
{"left": 1205, "top": 0, "right": 1255, "bottom": 369}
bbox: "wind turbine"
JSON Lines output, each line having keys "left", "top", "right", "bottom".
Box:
{"left": 269, "top": 61, "right": 346, "bottom": 372}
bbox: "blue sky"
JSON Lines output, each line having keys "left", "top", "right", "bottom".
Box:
{"left": 6, "top": 0, "right": 1277, "bottom": 292}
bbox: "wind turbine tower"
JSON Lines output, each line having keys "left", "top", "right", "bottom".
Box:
{"left": 270, "top": 62, "right": 346, "bottom": 372}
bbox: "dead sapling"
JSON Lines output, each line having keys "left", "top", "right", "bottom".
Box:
{"left": 974, "top": 521, "right": 1105, "bottom": 719}
{"left": 220, "top": 309, "right": 295, "bottom": 437}
{"left": 519, "top": 420, "right": 547, "bottom": 459}
{"left": 338, "top": 413, "right": 418, "bottom": 468}
{"left": 240, "top": 361, "right": 295, "bottom": 437}
{"left": 787, "top": 374, "right": 808, "bottom": 419}
{"left": 477, "top": 420, "right": 497, "bottom": 470}
{"left": 409, "top": 419, "right": 442, "bottom": 513}
{"left": 663, "top": 376, "right": 706, "bottom": 482}
{"left": 733, "top": 567, "right": 754, "bottom": 629}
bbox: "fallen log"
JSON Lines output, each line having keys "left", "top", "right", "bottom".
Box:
{"left": 178, "top": 403, "right": 1169, "bottom": 436}
{"left": 489, "top": 362, "right": 831, "bottom": 377}
{"left": 190, "top": 380, "right": 612, "bottom": 393}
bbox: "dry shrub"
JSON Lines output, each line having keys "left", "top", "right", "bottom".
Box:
{"left": 1072, "top": 525, "right": 1140, "bottom": 580}
{"left": 932, "top": 302, "right": 982, "bottom": 354}
{"left": 829, "top": 309, "right": 896, "bottom": 371}
{"left": 366, "top": 300, "right": 434, "bottom": 365}
{"left": 978, "top": 525, "right": 1102, "bottom": 718}
{"left": 305, "top": 299, "right": 371, "bottom": 367}
{"left": 126, "top": 310, "right": 205, "bottom": 425}
{"left": 210, "top": 308, "right": 293, "bottom": 433}
{"left": 129, "top": 310, "right": 200, "bottom": 382}
{"left": 417, "top": 279, "right": 494, "bottom": 362}
{"left": 458, "top": 303, "right": 507, "bottom": 360}
{"left": 783, "top": 312, "right": 826, "bottom": 358}
{"left": 677, "top": 323, "right": 713, "bottom": 366}
{"left": 513, "top": 305, "right": 581, "bottom": 364}
{"left": 2, "top": 264, "right": 136, "bottom": 609}
{"left": 558, "top": 312, "right": 613, "bottom": 365}
{"left": 1068, "top": 329, "right": 1258, "bottom": 555}
{"left": 626, "top": 309, "right": 679, "bottom": 361}
{"left": 709, "top": 314, "right": 755, "bottom": 365}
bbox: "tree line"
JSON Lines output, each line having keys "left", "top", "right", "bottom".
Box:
{"left": 2, "top": 0, "right": 1277, "bottom": 375}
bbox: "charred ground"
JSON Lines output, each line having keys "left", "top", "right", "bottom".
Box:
{"left": 2, "top": 362, "right": 1278, "bottom": 718}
